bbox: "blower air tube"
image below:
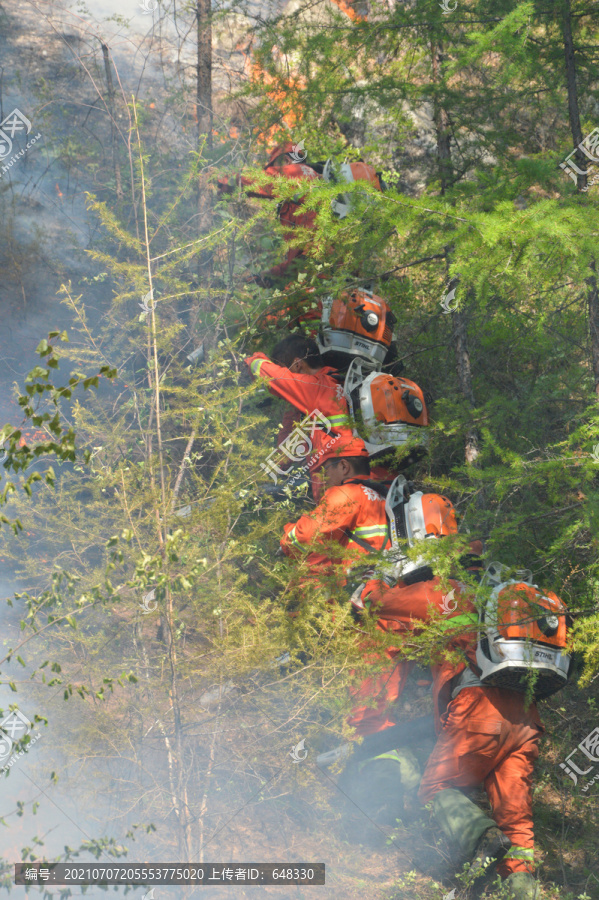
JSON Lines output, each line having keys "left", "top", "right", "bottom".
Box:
{"left": 351, "top": 714, "right": 435, "bottom": 763}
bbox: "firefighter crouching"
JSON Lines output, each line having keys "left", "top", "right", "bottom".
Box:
{"left": 341, "top": 487, "right": 467, "bottom": 821}
{"left": 352, "top": 566, "right": 571, "bottom": 900}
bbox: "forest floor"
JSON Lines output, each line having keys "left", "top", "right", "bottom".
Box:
{"left": 208, "top": 674, "right": 599, "bottom": 900}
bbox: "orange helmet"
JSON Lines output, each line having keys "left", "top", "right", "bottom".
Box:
{"left": 310, "top": 430, "right": 369, "bottom": 472}
{"left": 266, "top": 143, "right": 294, "bottom": 166}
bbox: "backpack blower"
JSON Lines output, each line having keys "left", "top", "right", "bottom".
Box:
{"left": 474, "top": 562, "right": 570, "bottom": 699}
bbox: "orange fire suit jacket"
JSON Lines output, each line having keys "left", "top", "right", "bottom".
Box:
{"left": 357, "top": 576, "right": 481, "bottom": 727}
{"left": 218, "top": 163, "right": 321, "bottom": 278}
{"left": 280, "top": 475, "right": 390, "bottom": 579}
{"left": 281, "top": 477, "right": 406, "bottom": 736}
{"left": 359, "top": 576, "right": 544, "bottom": 732}
{"left": 245, "top": 353, "right": 352, "bottom": 446}
{"left": 218, "top": 162, "right": 320, "bottom": 228}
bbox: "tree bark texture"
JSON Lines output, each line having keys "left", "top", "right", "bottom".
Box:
{"left": 196, "top": 0, "right": 213, "bottom": 148}
{"left": 560, "top": 0, "right": 599, "bottom": 395}
{"left": 561, "top": 0, "right": 586, "bottom": 188}
{"left": 429, "top": 40, "right": 453, "bottom": 195}
{"left": 587, "top": 261, "right": 599, "bottom": 397}
{"left": 101, "top": 42, "right": 123, "bottom": 200}
{"left": 452, "top": 307, "right": 479, "bottom": 465}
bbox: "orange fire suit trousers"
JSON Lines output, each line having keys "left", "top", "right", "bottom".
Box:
{"left": 418, "top": 686, "right": 542, "bottom": 876}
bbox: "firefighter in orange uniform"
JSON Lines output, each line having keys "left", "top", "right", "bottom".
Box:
{"left": 355, "top": 573, "right": 545, "bottom": 899}
{"left": 218, "top": 143, "right": 321, "bottom": 283}
{"left": 218, "top": 147, "right": 386, "bottom": 287}
{"left": 280, "top": 433, "right": 390, "bottom": 577}
{"left": 246, "top": 335, "right": 354, "bottom": 500}
{"left": 347, "top": 492, "right": 461, "bottom": 740}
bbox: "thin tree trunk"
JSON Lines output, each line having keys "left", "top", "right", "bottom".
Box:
{"left": 100, "top": 43, "right": 123, "bottom": 200}
{"left": 561, "top": 0, "right": 586, "bottom": 188}
{"left": 196, "top": 0, "right": 213, "bottom": 147}
{"left": 133, "top": 99, "right": 192, "bottom": 859}
{"left": 193, "top": 0, "right": 214, "bottom": 348}
{"left": 429, "top": 37, "right": 477, "bottom": 461}
{"left": 452, "top": 304, "right": 479, "bottom": 464}
{"left": 430, "top": 40, "right": 453, "bottom": 195}
{"left": 166, "top": 581, "right": 193, "bottom": 859}
{"left": 560, "top": 0, "right": 599, "bottom": 395}
{"left": 587, "top": 261, "right": 599, "bottom": 397}
{"left": 171, "top": 429, "right": 196, "bottom": 512}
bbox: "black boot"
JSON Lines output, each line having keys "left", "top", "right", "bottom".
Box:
{"left": 470, "top": 826, "right": 512, "bottom": 877}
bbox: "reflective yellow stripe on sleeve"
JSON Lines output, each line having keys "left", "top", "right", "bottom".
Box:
{"left": 352, "top": 526, "right": 389, "bottom": 540}
{"left": 504, "top": 847, "right": 534, "bottom": 862}
{"left": 327, "top": 414, "right": 352, "bottom": 426}
{"left": 250, "top": 358, "right": 266, "bottom": 377}
{"left": 287, "top": 526, "right": 307, "bottom": 552}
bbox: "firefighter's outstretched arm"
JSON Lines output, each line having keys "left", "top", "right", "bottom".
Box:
{"left": 245, "top": 352, "right": 322, "bottom": 414}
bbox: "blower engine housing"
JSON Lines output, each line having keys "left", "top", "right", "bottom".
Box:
{"left": 322, "top": 159, "right": 384, "bottom": 218}
{"left": 343, "top": 357, "right": 428, "bottom": 458}
{"left": 475, "top": 563, "right": 570, "bottom": 699}
{"left": 318, "top": 289, "right": 395, "bottom": 368}
{"left": 380, "top": 480, "right": 458, "bottom": 585}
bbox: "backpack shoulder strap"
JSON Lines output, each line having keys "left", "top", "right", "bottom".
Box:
{"left": 343, "top": 529, "right": 378, "bottom": 554}
{"left": 342, "top": 477, "right": 390, "bottom": 497}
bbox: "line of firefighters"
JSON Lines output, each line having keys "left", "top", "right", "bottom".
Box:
{"left": 219, "top": 143, "right": 572, "bottom": 900}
